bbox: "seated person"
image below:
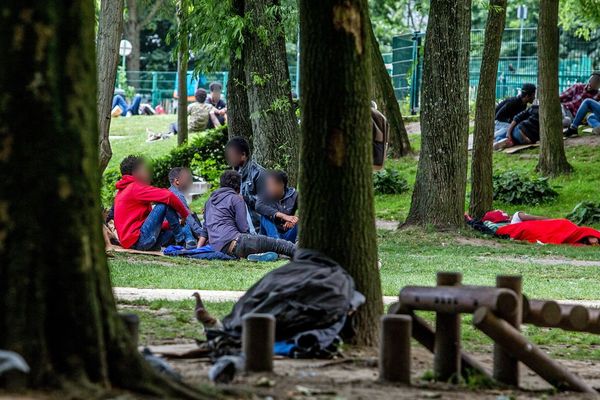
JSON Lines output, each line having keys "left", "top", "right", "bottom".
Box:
{"left": 560, "top": 72, "right": 600, "bottom": 128}
{"left": 206, "top": 82, "right": 227, "bottom": 129}
{"left": 493, "top": 103, "right": 539, "bottom": 151}
{"left": 114, "top": 156, "right": 194, "bottom": 251}
{"left": 256, "top": 170, "right": 298, "bottom": 243}
{"left": 111, "top": 92, "right": 142, "bottom": 117}
{"left": 168, "top": 167, "right": 210, "bottom": 248}
{"left": 201, "top": 171, "right": 296, "bottom": 260}
{"left": 565, "top": 98, "right": 600, "bottom": 137}
{"left": 494, "top": 83, "right": 536, "bottom": 142}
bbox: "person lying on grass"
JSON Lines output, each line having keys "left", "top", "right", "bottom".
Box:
{"left": 200, "top": 170, "right": 296, "bottom": 261}
{"left": 256, "top": 170, "right": 298, "bottom": 243}
{"left": 113, "top": 156, "right": 196, "bottom": 251}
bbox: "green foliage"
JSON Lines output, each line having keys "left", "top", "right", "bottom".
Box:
{"left": 151, "top": 126, "right": 228, "bottom": 187}
{"left": 117, "top": 66, "right": 136, "bottom": 98}
{"left": 101, "top": 167, "right": 122, "bottom": 207}
{"left": 492, "top": 171, "right": 559, "bottom": 205}
{"left": 190, "top": 155, "right": 222, "bottom": 187}
{"left": 566, "top": 201, "right": 600, "bottom": 225}
{"left": 373, "top": 168, "right": 410, "bottom": 195}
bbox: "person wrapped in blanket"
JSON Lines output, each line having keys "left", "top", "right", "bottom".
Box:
{"left": 469, "top": 210, "right": 600, "bottom": 246}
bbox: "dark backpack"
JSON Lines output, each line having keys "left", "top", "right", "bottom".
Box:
{"left": 372, "top": 107, "right": 389, "bottom": 170}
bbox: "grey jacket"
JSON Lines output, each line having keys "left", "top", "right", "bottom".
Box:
{"left": 256, "top": 187, "right": 298, "bottom": 230}
{"left": 203, "top": 187, "right": 249, "bottom": 252}
{"left": 169, "top": 186, "right": 205, "bottom": 238}
{"left": 237, "top": 159, "right": 266, "bottom": 211}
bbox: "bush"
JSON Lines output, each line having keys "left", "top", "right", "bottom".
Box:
{"left": 373, "top": 168, "right": 410, "bottom": 195}
{"left": 101, "top": 167, "right": 121, "bottom": 208}
{"left": 492, "top": 171, "right": 558, "bottom": 205}
{"left": 566, "top": 202, "right": 600, "bottom": 225}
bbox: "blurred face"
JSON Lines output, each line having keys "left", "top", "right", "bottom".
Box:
{"left": 585, "top": 237, "right": 599, "bottom": 246}
{"left": 225, "top": 147, "right": 246, "bottom": 168}
{"left": 588, "top": 75, "right": 600, "bottom": 91}
{"left": 211, "top": 88, "right": 222, "bottom": 103}
{"left": 173, "top": 169, "right": 193, "bottom": 192}
{"left": 266, "top": 176, "right": 285, "bottom": 199}
{"left": 133, "top": 163, "right": 151, "bottom": 184}
{"left": 523, "top": 92, "right": 536, "bottom": 103}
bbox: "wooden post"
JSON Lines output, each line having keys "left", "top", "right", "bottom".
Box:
{"left": 242, "top": 313, "right": 275, "bottom": 372}
{"left": 379, "top": 315, "right": 411, "bottom": 384}
{"left": 434, "top": 272, "right": 462, "bottom": 382}
{"left": 522, "top": 298, "right": 562, "bottom": 326}
{"left": 494, "top": 275, "right": 522, "bottom": 386}
{"left": 473, "top": 307, "right": 596, "bottom": 394}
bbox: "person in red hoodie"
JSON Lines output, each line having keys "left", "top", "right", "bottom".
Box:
{"left": 114, "top": 155, "right": 191, "bottom": 250}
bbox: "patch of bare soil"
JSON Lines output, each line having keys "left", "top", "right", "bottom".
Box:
{"left": 454, "top": 236, "right": 506, "bottom": 249}
{"left": 405, "top": 121, "right": 421, "bottom": 135}
{"left": 478, "top": 255, "right": 600, "bottom": 268}
{"left": 565, "top": 135, "right": 600, "bottom": 148}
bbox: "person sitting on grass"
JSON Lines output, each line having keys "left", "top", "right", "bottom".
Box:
{"left": 111, "top": 91, "right": 142, "bottom": 117}
{"left": 256, "top": 170, "right": 298, "bottom": 243}
{"left": 114, "top": 156, "right": 196, "bottom": 251}
{"left": 560, "top": 72, "right": 600, "bottom": 129}
{"left": 168, "top": 167, "right": 211, "bottom": 248}
{"left": 564, "top": 97, "right": 600, "bottom": 137}
{"left": 201, "top": 170, "right": 296, "bottom": 261}
{"left": 494, "top": 83, "right": 536, "bottom": 142}
{"left": 493, "top": 103, "right": 540, "bottom": 151}
{"left": 225, "top": 136, "right": 266, "bottom": 230}
{"left": 206, "top": 82, "right": 227, "bottom": 129}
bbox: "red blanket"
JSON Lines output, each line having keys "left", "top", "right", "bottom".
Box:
{"left": 496, "top": 219, "right": 600, "bottom": 245}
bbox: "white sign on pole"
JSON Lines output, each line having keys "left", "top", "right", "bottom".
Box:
{"left": 517, "top": 5, "right": 528, "bottom": 20}
{"left": 119, "top": 39, "right": 133, "bottom": 57}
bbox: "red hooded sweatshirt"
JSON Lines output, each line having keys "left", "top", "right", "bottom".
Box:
{"left": 114, "top": 175, "right": 189, "bottom": 248}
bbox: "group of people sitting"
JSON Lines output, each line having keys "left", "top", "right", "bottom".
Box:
{"left": 107, "top": 136, "right": 298, "bottom": 261}
{"left": 493, "top": 72, "right": 600, "bottom": 150}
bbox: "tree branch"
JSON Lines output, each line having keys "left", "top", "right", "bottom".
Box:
{"left": 140, "top": 0, "right": 165, "bottom": 27}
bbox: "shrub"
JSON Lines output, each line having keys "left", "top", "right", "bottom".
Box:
{"left": 492, "top": 171, "right": 558, "bottom": 205}
{"left": 101, "top": 167, "right": 121, "bottom": 208}
{"left": 373, "top": 167, "right": 410, "bottom": 195}
{"left": 566, "top": 202, "right": 600, "bottom": 225}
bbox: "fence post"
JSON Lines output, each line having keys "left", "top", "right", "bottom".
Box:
{"left": 151, "top": 71, "right": 159, "bottom": 107}
{"left": 379, "top": 315, "right": 411, "bottom": 384}
{"left": 494, "top": 275, "right": 522, "bottom": 386}
{"left": 242, "top": 313, "right": 275, "bottom": 372}
{"left": 433, "top": 271, "right": 462, "bottom": 382}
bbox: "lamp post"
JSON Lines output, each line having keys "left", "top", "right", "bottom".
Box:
{"left": 516, "top": 5, "right": 528, "bottom": 71}
{"left": 119, "top": 39, "right": 133, "bottom": 89}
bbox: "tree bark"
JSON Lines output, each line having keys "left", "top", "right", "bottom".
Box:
{"left": 176, "top": 0, "right": 189, "bottom": 146}
{"left": 368, "top": 20, "right": 412, "bottom": 158}
{"left": 469, "top": 0, "right": 507, "bottom": 219}
{"left": 227, "top": 0, "right": 253, "bottom": 142}
{"left": 298, "top": 0, "right": 383, "bottom": 346}
{"left": 404, "top": 0, "right": 472, "bottom": 229}
{"left": 125, "top": 0, "right": 141, "bottom": 85}
{"left": 243, "top": 0, "right": 300, "bottom": 184}
{"left": 536, "top": 0, "right": 572, "bottom": 176}
{"left": 97, "top": 0, "right": 124, "bottom": 174}
{"left": 0, "top": 1, "right": 212, "bottom": 397}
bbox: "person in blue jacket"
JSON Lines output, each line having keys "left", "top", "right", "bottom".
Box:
{"left": 256, "top": 170, "right": 298, "bottom": 243}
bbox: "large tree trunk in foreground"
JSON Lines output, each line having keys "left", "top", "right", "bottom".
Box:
{"left": 405, "top": 0, "right": 472, "bottom": 228}
{"left": 469, "top": 0, "right": 507, "bottom": 219}
{"left": 227, "top": 0, "right": 253, "bottom": 142}
{"left": 97, "top": 0, "right": 124, "bottom": 174}
{"left": 176, "top": 0, "right": 189, "bottom": 146}
{"left": 298, "top": 0, "right": 383, "bottom": 346}
{"left": 536, "top": 0, "right": 572, "bottom": 176}
{"left": 369, "top": 22, "right": 412, "bottom": 158}
{"left": 0, "top": 2, "right": 211, "bottom": 398}
{"left": 244, "top": 0, "right": 300, "bottom": 184}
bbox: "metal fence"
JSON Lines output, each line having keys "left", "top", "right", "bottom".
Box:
{"left": 392, "top": 28, "right": 599, "bottom": 114}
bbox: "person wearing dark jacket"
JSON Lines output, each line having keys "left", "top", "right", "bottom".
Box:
{"left": 494, "top": 103, "right": 540, "bottom": 151}
{"left": 225, "top": 136, "right": 266, "bottom": 230}
{"left": 494, "top": 83, "right": 536, "bottom": 142}
{"left": 202, "top": 171, "right": 296, "bottom": 260}
{"left": 256, "top": 170, "right": 299, "bottom": 243}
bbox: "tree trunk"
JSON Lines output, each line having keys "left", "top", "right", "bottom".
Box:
{"left": 298, "top": 0, "right": 383, "bottom": 346}
{"left": 176, "top": 0, "right": 189, "bottom": 146}
{"left": 404, "top": 0, "right": 472, "bottom": 229}
{"left": 97, "top": 0, "right": 124, "bottom": 174}
{"left": 0, "top": 1, "right": 212, "bottom": 398}
{"left": 243, "top": 0, "right": 300, "bottom": 184}
{"left": 368, "top": 20, "right": 412, "bottom": 158}
{"left": 125, "top": 0, "right": 141, "bottom": 86}
{"left": 227, "top": 0, "right": 253, "bottom": 142}
{"left": 536, "top": 0, "right": 572, "bottom": 176}
{"left": 469, "top": 0, "right": 507, "bottom": 219}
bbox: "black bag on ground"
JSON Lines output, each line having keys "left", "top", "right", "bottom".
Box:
{"left": 213, "top": 249, "right": 364, "bottom": 342}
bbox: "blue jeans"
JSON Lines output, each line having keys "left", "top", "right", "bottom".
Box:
{"left": 260, "top": 216, "right": 298, "bottom": 243}
{"left": 511, "top": 124, "right": 528, "bottom": 145}
{"left": 134, "top": 203, "right": 190, "bottom": 251}
{"left": 112, "top": 94, "right": 142, "bottom": 115}
{"left": 572, "top": 99, "right": 600, "bottom": 129}
{"left": 494, "top": 121, "right": 511, "bottom": 142}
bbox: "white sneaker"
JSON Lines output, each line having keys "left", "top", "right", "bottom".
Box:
{"left": 493, "top": 138, "right": 510, "bottom": 151}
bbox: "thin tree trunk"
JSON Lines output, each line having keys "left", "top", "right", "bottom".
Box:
{"left": 176, "top": 0, "right": 189, "bottom": 146}
{"left": 244, "top": 0, "right": 300, "bottom": 184}
{"left": 97, "top": 0, "right": 124, "bottom": 174}
{"left": 0, "top": 1, "right": 213, "bottom": 397}
{"left": 298, "top": 0, "right": 383, "bottom": 346}
{"left": 125, "top": 0, "right": 141, "bottom": 86}
{"left": 368, "top": 20, "right": 412, "bottom": 158}
{"left": 227, "top": 0, "right": 253, "bottom": 142}
{"left": 404, "top": 0, "right": 472, "bottom": 229}
{"left": 536, "top": 0, "right": 572, "bottom": 176}
{"left": 469, "top": 0, "right": 507, "bottom": 219}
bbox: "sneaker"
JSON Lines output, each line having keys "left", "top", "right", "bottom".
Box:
{"left": 185, "top": 241, "right": 197, "bottom": 250}
{"left": 592, "top": 126, "right": 600, "bottom": 136}
{"left": 493, "top": 138, "right": 510, "bottom": 151}
{"left": 564, "top": 127, "right": 578, "bottom": 137}
{"left": 247, "top": 252, "right": 278, "bottom": 262}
